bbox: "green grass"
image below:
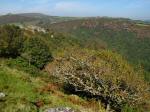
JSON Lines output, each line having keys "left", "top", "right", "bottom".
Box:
{"left": 0, "top": 66, "right": 38, "bottom": 112}
{"left": 136, "top": 23, "right": 150, "bottom": 27}
{"left": 0, "top": 62, "right": 106, "bottom": 112}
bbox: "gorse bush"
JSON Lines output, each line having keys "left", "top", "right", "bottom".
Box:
{"left": 0, "top": 25, "right": 23, "bottom": 57}
{"left": 22, "top": 37, "right": 53, "bottom": 69}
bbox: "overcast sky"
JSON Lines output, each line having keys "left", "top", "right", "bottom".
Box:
{"left": 0, "top": 0, "right": 150, "bottom": 20}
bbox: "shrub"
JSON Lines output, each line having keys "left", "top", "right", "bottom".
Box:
{"left": 48, "top": 49, "right": 149, "bottom": 111}
{"left": 121, "top": 105, "right": 142, "bottom": 112}
{"left": 22, "top": 37, "right": 53, "bottom": 69}
{"left": 0, "top": 25, "right": 23, "bottom": 57}
{"left": 6, "top": 57, "right": 40, "bottom": 76}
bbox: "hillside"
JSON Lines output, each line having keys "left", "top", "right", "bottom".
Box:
{"left": 47, "top": 18, "right": 150, "bottom": 81}
{"left": 0, "top": 25, "right": 106, "bottom": 112}
{"left": 0, "top": 14, "right": 36, "bottom": 24}
{"left": 0, "top": 14, "right": 150, "bottom": 112}
{"left": 0, "top": 13, "right": 78, "bottom": 26}
{"left": 0, "top": 62, "right": 108, "bottom": 112}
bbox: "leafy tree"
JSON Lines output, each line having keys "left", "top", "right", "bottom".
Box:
{"left": 22, "top": 37, "right": 53, "bottom": 69}
{"left": 0, "top": 25, "right": 23, "bottom": 57}
{"left": 49, "top": 49, "right": 149, "bottom": 111}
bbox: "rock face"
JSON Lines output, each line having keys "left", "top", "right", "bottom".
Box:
{"left": 44, "top": 107, "right": 79, "bottom": 112}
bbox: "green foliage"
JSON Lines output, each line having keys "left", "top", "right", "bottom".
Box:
{"left": 144, "top": 71, "right": 150, "bottom": 82}
{"left": 6, "top": 57, "right": 40, "bottom": 76}
{"left": 22, "top": 37, "right": 53, "bottom": 69}
{"left": 40, "top": 32, "right": 80, "bottom": 54}
{"left": 49, "top": 19, "right": 150, "bottom": 81}
{"left": 73, "top": 27, "right": 150, "bottom": 72}
{"left": 0, "top": 67, "right": 37, "bottom": 112}
{"left": 122, "top": 105, "right": 142, "bottom": 112}
{"left": 50, "top": 49, "right": 149, "bottom": 111}
{"left": 0, "top": 65, "right": 103, "bottom": 112}
{"left": 0, "top": 25, "right": 53, "bottom": 70}
{"left": 0, "top": 25, "right": 23, "bottom": 57}
{"left": 0, "top": 20, "right": 149, "bottom": 112}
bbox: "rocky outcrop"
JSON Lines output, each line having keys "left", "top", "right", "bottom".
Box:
{"left": 44, "top": 107, "right": 80, "bottom": 112}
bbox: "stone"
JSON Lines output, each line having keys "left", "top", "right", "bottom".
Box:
{"left": 0, "top": 92, "right": 5, "bottom": 98}
{"left": 44, "top": 107, "right": 78, "bottom": 112}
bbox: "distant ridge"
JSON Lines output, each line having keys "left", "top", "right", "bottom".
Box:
{"left": 0, "top": 13, "right": 77, "bottom": 26}
{"left": 13, "top": 13, "right": 52, "bottom": 19}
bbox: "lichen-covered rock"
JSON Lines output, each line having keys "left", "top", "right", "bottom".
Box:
{"left": 0, "top": 92, "right": 5, "bottom": 98}
{"left": 44, "top": 107, "right": 80, "bottom": 112}
{"left": 0, "top": 92, "right": 6, "bottom": 102}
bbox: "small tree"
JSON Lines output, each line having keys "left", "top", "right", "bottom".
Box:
{"left": 48, "top": 49, "right": 149, "bottom": 111}
{"left": 22, "top": 37, "right": 53, "bottom": 69}
{"left": 0, "top": 25, "right": 23, "bottom": 57}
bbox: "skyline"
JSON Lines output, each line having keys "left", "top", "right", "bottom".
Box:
{"left": 0, "top": 0, "right": 150, "bottom": 20}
